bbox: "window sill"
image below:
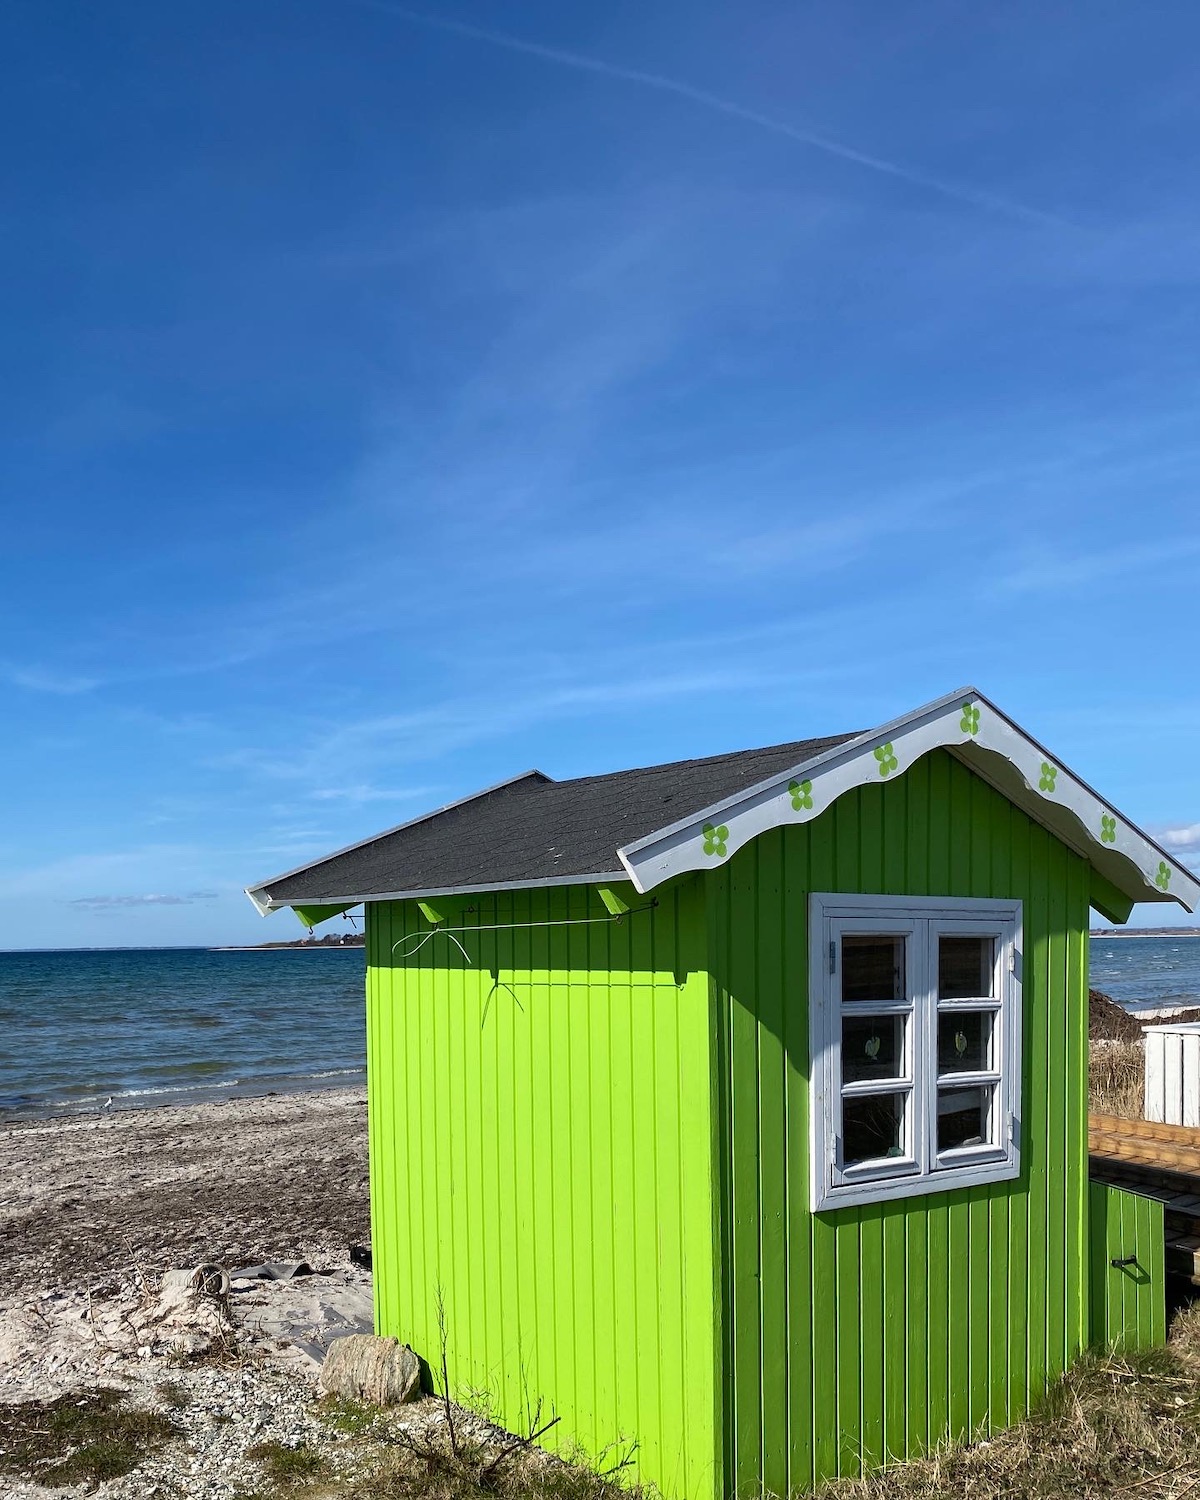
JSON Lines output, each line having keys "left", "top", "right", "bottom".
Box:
{"left": 814, "top": 1152, "right": 1020, "bottom": 1213}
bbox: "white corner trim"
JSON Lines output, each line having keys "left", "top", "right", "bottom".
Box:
{"left": 245, "top": 885, "right": 274, "bottom": 917}
{"left": 616, "top": 687, "right": 1200, "bottom": 913}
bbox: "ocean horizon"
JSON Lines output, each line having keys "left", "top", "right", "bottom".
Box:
{"left": 2, "top": 935, "right": 1200, "bottom": 1121}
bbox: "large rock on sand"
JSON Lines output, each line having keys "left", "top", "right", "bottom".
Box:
{"left": 320, "top": 1333, "right": 421, "bottom": 1406}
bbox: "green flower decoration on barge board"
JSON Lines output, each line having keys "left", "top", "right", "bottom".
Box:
{"left": 702, "top": 822, "right": 729, "bottom": 858}
{"left": 1157, "top": 862, "right": 1172, "bottom": 891}
{"left": 960, "top": 702, "right": 980, "bottom": 735}
{"left": 874, "top": 743, "right": 899, "bottom": 777}
{"left": 788, "top": 778, "right": 813, "bottom": 811}
{"left": 1100, "top": 815, "right": 1117, "bottom": 843}
{"left": 1038, "top": 762, "right": 1058, "bottom": 793}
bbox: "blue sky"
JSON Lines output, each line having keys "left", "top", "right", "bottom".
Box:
{"left": 2, "top": 1, "right": 1199, "bottom": 948}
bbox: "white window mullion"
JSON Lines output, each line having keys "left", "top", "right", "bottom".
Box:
{"left": 918, "top": 916, "right": 936, "bottom": 1180}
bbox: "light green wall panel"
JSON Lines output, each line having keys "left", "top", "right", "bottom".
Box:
{"left": 365, "top": 880, "right": 722, "bottom": 1500}
{"left": 1088, "top": 1183, "right": 1166, "bottom": 1352}
{"left": 707, "top": 749, "right": 1091, "bottom": 1494}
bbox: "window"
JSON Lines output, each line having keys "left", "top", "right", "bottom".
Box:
{"left": 809, "top": 894, "right": 1022, "bottom": 1211}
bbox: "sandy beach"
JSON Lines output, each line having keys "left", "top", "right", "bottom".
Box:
{"left": 0, "top": 1086, "right": 526, "bottom": 1500}
{"left": 0, "top": 1087, "right": 369, "bottom": 1293}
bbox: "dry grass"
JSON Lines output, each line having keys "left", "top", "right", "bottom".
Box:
{"left": 332, "top": 1326, "right": 1200, "bottom": 1500}
{"left": 313, "top": 1303, "right": 1200, "bottom": 1500}
{"left": 815, "top": 1310, "right": 1200, "bottom": 1499}
{"left": 347, "top": 1431, "right": 643, "bottom": 1500}
{"left": 1089, "top": 1038, "right": 1145, "bottom": 1119}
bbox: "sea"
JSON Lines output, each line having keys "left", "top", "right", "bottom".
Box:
{"left": 1089, "top": 933, "right": 1200, "bottom": 1016}
{"left": 0, "top": 946, "right": 367, "bottom": 1119}
{"left": 1, "top": 936, "right": 1199, "bottom": 1121}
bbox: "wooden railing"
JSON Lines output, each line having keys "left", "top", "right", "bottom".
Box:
{"left": 1089, "top": 1112, "right": 1200, "bottom": 1175}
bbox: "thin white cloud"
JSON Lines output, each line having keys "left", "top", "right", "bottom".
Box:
{"left": 1161, "top": 824, "right": 1200, "bottom": 853}
{"left": 68, "top": 891, "right": 218, "bottom": 909}
{"left": 5, "top": 665, "right": 101, "bottom": 695}
{"left": 0, "top": 844, "right": 210, "bottom": 902}
{"left": 353, "top": 1, "right": 1065, "bottom": 228}
{"left": 994, "top": 536, "right": 1200, "bottom": 595}
{"left": 216, "top": 645, "right": 866, "bottom": 791}
{"left": 307, "top": 784, "right": 440, "bottom": 805}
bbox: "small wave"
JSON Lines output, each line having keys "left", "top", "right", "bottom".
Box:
{"left": 45, "top": 1068, "right": 363, "bottom": 1106}
{"left": 1124, "top": 992, "right": 1200, "bottom": 1011}
{"left": 114, "top": 1079, "right": 241, "bottom": 1099}
{"left": 44, "top": 1079, "right": 244, "bottom": 1108}
{"left": 0, "top": 1094, "right": 39, "bottom": 1112}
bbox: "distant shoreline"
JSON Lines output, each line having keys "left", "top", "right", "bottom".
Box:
{"left": 0, "top": 941, "right": 362, "bottom": 954}
{"left": 211, "top": 942, "right": 364, "bottom": 952}
{"left": 1091, "top": 930, "right": 1200, "bottom": 940}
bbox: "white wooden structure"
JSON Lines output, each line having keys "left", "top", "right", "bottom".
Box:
{"left": 1144, "top": 1021, "right": 1200, "bottom": 1127}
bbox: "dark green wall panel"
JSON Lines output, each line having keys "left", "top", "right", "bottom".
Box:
{"left": 707, "top": 750, "right": 1091, "bottom": 1493}
{"left": 1088, "top": 1183, "right": 1166, "bottom": 1351}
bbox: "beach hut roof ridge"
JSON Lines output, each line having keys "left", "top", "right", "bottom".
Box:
{"left": 245, "top": 729, "right": 859, "bottom": 912}
{"left": 245, "top": 686, "right": 1200, "bottom": 915}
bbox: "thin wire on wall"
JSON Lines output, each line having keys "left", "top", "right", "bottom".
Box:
{"left": 390, "top": 902, "right": 657, "bottom": 964}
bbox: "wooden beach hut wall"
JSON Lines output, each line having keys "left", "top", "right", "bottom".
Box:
{"left": 247, "top": 687, "right": 1199, "bottom": 1499}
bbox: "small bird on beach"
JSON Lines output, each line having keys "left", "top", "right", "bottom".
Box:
{"left": 102, "top": 1097, "right": 113, "bottom": 1110}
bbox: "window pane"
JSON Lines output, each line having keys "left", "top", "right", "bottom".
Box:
{"left": 842, "top": 1014, "right": 905, "bottom": 1084}
{"left": 937, "top": 1010, "right": 993, "bottom": 1074}
{"left": 938, "top": 936, "right": 994, "bottom": 999}
{"left": 937, "top": 1085, "right": 993, "bottom": 1152}
{"left": 842, "top": 1092, "right": 906, "bottom": 1166}
{"left": 842, "top": 935, "right": 905, "bottom": 1003}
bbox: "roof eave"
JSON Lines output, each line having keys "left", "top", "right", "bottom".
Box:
{"left": 246, "top": 868, "right": 630, "bottom": 914}
{"left": 243, "top": 769, "right": 548, "bottom": 907}
{"left": 244, "top": 686, "right": 1198, "bottom": 923}
{"left": 615, "top": 686, "right": 1200, "bottom": 914}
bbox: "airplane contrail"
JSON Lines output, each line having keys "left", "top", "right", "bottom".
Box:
{"left": 352, "top": 0, "right": 1065, "bottom": 229}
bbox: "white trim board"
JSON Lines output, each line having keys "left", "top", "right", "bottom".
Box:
{"left": 616, "top": 686, "right": 1199, "bottom": 913}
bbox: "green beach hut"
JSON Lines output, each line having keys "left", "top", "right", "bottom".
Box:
{"left": 247, "top": 686, "right": 1199, "bottom": 1498}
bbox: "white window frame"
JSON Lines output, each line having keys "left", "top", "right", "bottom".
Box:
{"left": 809, "top": 893, "right": 1022, "bottom": 1212}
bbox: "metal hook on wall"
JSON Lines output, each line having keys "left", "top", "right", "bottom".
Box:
{"left": 480, "top": 970, "right": 525, "bottom": 1028}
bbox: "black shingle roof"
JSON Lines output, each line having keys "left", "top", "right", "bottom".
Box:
{"left": 252, "top": 731, "right": 859, "bottom": 905}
